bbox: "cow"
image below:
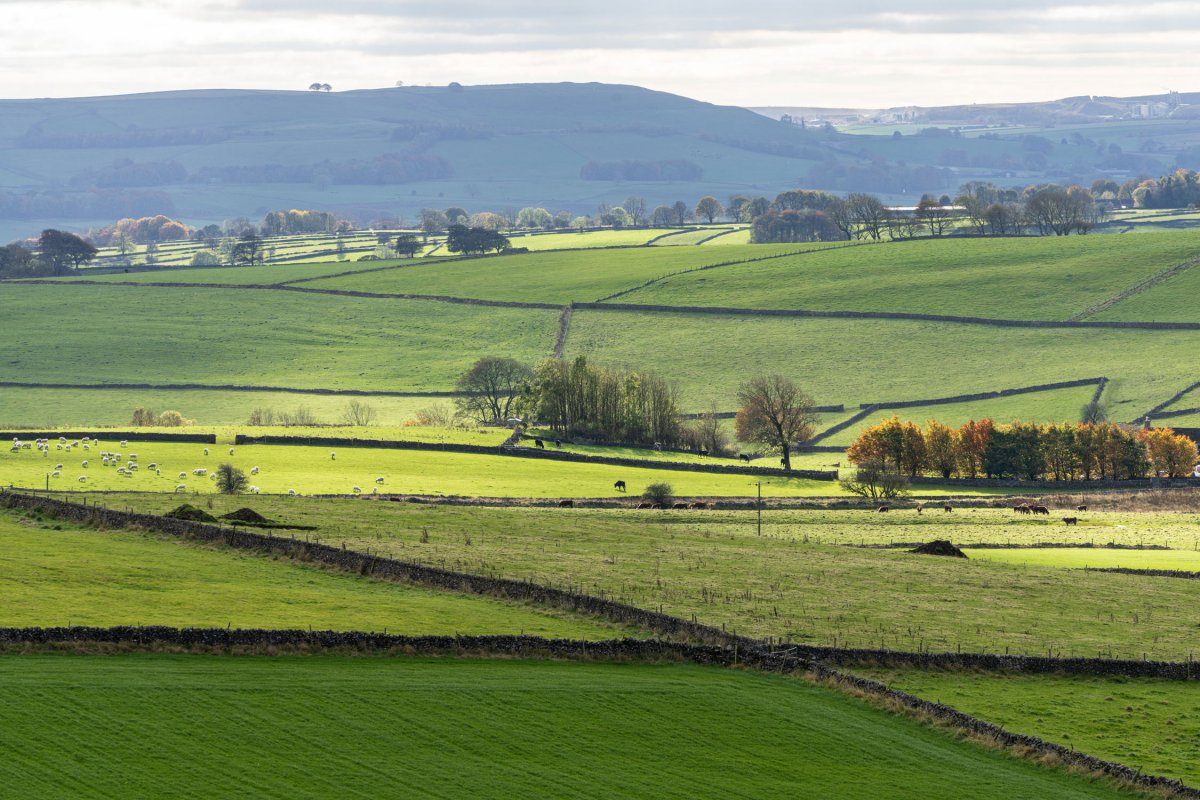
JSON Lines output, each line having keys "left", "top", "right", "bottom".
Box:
{"left": 554, "top": 439, "right": 562, "bottom": 448}
{"left": 614, "top": 480, "right": 626, "bottom": 492}
{"left": 943, "top": 504, "right": 953, "bottom": 513}
{"left": 1062, "top": 516, "right": 1078, "bottom": 526}
{"left": 1032, "top": 505, "right": 1050, "bottom": 515}
{"left": 534, "top": 438, "right": 545, "bottom": 449}
{"left": 916, "top": 503, "right": 924, "bottom": 514}
{"left": 558, "top": 499, "right": 574, "bottom": 508}
{"left": 1077, "top": 505, "right": 1088, "bottom": 512}
{"left": 1014, "top": 504, "right": 1032, "bottom": 514}
{"left": 636, "top": 502, "right": 655, "bottom": 509}
{"left": 877, "top": 505, "right": 889, "bottom": 513}
{"left": 671, "top": 502, "right": 689, "bottom": 510}
{"left": 690, "top": 501, "right": 708, "bottom": 509}
{"left": 698, "top": 449, "right": 708, "bottom": 457}
{"left": 739, "top": 454, "right": 752, "bottom": 463}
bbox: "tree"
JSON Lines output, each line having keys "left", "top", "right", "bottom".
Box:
{"left": 734, "top": 375, "right": 818, "bottom": 471}
{"left": 392, "top": 233, "right": 422, "bottom": 258}
{"left": 623, "top": 196, "right": 646, "bottom": 226}
{"left": 846, "top": 193, "right": 889, "bottom": 240}
{"left": 455, "top": 357, "right": 532, "bottom": 423}
{"left": 515, "top": 207, "right": 553, "bottom": 230}
{"left": 445, "top": 225, "right": 510, "bottom": 255}
{"left": 215, "top": 463, "right": 248, "bottom": 494}
{"left": 1139, "top": 428, "right": 1197, "bottom": 477}
{"left": 650, "top": 205, "right": 674, "bottom": 227}
{"left": 671, "top": 200, "right": 691, "bottom": 225}
{"left": 420, "top": 208, "right": 449, "bottom": 238}
{"left": 341, "top": 400, "right": 378, "bottom": 426}
{"left": 695, "top": 196, "right": 723, "bottom": 224}
{"left": 38, "top": 229, "right": 97, "bottom": 272}
{"left": 840, "top": 459, "right": 910, "bottom": 500}
{"left": 308, "top": 82, "right": 323, "bottom": 91}
{"left": 445, "top": 207, "right": 469, "bottom": 225}
{"left": 915, "top": 196, "right": 952, "bottom": 237}
{"left": 321, "top": 83, "right": 332, "bottom": 92}
{"left": 0, "top": 243, "right": 33, "bottom": 278}
{"left": 230, "top": 231, "right": 264, "bottom": 266}
{"left": 924, "top": 420, "right": 959, "bottom": 479}
{"left": 642, "top": 482, "right": 674, "bottom": 509}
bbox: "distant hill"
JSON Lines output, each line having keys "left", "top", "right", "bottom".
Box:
{"left": 3, "top": 82, "right": 1200, "bottom": 243}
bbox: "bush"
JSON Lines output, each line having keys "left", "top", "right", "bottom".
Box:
{"left": 642, "top": 482, "right": 674, "bottom": 509}
{"left": 215, "top": 463, "right": 248, "bottom": 495}
{"left": 189, "top": 250, "right": 221, "bottom": 266}
{"left": 130, "top": 406, "right": 193, "bottom": 427}
{"left": 840, "top": 459, "right": 910, "bottom": 500}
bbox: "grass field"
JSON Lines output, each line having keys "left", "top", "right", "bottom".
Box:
{"left": 46, "top": 260, "right": 416, "bottom": 285}
{"left": 301, "top": 244, "right": 811, "bottom": 304}
{"left": 0, "top": 387, "right": 462, "bottom": 428}
{"left": 609, "top": 232, "right": 1200, "bottom": 320}
{"left": 862, "top": 667, "right": 1200, "bottom": 787}
{"left": 0, "top": 440, "right": 846, "bottom": 497}
{"left": 0, "top": 655, "right": 1134, "bottom": 800}
{"left": 0, "top": 284, "right": 559, "bottom": 393}
{"left": 651, "top": 227, "right": 741, "bottom": 245}
{"left": 0, "top": 509, "right": 614, "bottom": 637}
{"left": 817, "top": 385, "right": 1100, "bottom": 447}
{"left": 91, "top": 496, "right": 1200, "bottom": 659}
{"left": 564, "top": 308, "right": 1196, "bottom": 412}
{"left": 968, "top": 547, "right": 1200, "bottom": 571}
{"left": 1092, "top": 264, "right": 1200, "bottom": 322}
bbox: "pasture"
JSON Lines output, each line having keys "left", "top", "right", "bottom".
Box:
{"left": 90, "top": 495, "right": 1200, "bottom": 659}
{"left": 0, "top": 508, "right": 614, "bottom": 637}
{"left": 607, "top": 231, "right": 1200, "bottom": 320}
{"left": 0, "top": 655, "right": 1132, "bottom": 800}
{"left": 862, "top": 667, "right": 1200, "bottom": 788}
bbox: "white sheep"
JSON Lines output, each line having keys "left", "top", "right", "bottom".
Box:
{"left": 330, "top": 452, "right": 336, "bottom": 460}
{"left": 193, "top": 468, "right": 207, "bottom": 476}
{"left": 120, "top": 440, "right": 128, "bottom": 447}
{"left": 178, "top": 472, "right": 188, "bottom": 480}
{"left": 81, "top": 460, "right": 89, "bottom": 468}
{"left": 371, "top": 486, "right": 379, "bottom": 494}
{"left": 175, "top": 484, "right": 187, "bottom": 492}
{"left": 117, "top": 468, "right": 127, "bottom": 475}
{"left": 129, "top": 454, "right": 137, "bottom": 461}
{"left": 249, "top": 486, "right": 260, "bottom": 494}
{"left": 147, "top": 463, "right": 157, "bottom": 470}
{"left": 56, "top": 444, "right": 63, "bottom": 450}
{"left": 352, "top": 486, "right": 361, "bottom": 494}
{"left": 77, "top": 476, "right": 87, "bottom": 482}
{"left": 229, "top": 448, "right": 234, "bottom": 456}
{"left": 210, "top": 473, "right": 217, "bottom": 481}
{"left": 203, "top": 448, "right": 209, "bottom": 456}
{"left": 375, "top": 476, "right": 385, "bottom": 484}
{"left": 287, "top": 489, "right": 297, "bottom": 496}
{"left": 51, "top": 470, "right": 60, "bottom": 478}
{"left": 250, "top": 466, "right": 259, "bottom": 475}
{"left": 82, "top": 444, "right": 89, "bottom": 451}
{"left": 54, "top": 463, "right": 63, "bottom": 470}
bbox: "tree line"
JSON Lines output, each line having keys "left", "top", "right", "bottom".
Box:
{"left": 846, "top": 416, "right": 1197, "bottom": 482}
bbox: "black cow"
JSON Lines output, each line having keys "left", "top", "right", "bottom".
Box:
{"left": 614, "top": 480, "right": 626, "bottom": 492}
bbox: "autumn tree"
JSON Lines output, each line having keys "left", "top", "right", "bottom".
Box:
{"left": 924, "top": 420, "right": 959, "bottom": 479}
{"left": 957, "top": 419, "right": 994, "bottom": 478}
{"left": 734, "top": 376, "right": 817, "bottom": 471}
{"left": 694, "top": 196, "right": 723, "bottom": 224}
{"left": 1139, "top": 428, "right": 1197, "bottom": 477}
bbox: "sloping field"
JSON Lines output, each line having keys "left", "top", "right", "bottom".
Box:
{"left": 0, "top": 284, "right": 559, "bottom": 392}
{"left": 564, "top": 309, "right": 1195, "bottom": 413}
{"left": 102, "top": 496, "right": 1200, "bottom": 658}
{"left": 817, "top": 384, "right": 1100, "bottom": 447}
{"left": 300, "top": 244, "right": 811, "bottom": 304}
{"left": 1091, "top": 264, "right": 1200, "bottom": 322}
{"left": 609, "top": 232, "right": 1200, "bottom": 320}
{"left": 510, "top": 228, "right": 679, "bottom": 250}
{"left": 40, "top": 260, "right": 424, "bottom": 285}
{"left": 862, "top": 667, "right": 1200, "bottom": 788}
{"left": 0, "top": 655, "right": 1130, "bottom": 800}
{"left": 0, "top": 510, "right": 612, "bottom": 637}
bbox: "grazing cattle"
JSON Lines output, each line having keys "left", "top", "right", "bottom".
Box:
{"left": 636, "top": 502, "right": 655, "bottom": 509}
{"left": 690, "top": 502, "right": 708, "bottom": 509}
{"left": 534, "top": 438, "right": 545, "bottom": 449}
{"left": 916, "top": 504, "right": 924, "bottom": 514}
{"left": 1032, "top": 505, "right": 1050, "bottom": 515}
{"left": 943, "top": 504, "right": 953, "bottom": 512}
{"left": 554, "top": 439, "right": 562, "bottom": 448}
{"left": 671, "top": 502, "right": 689, "bottom": 510}
{"left": 1014, "top": 504, "right": 1032, "bottom": 514}
{"left": 1077, "top": 505, "right": 1088, "bottom": 512}
{"left": 558, "top": 499, "right": 574, "bottom": 508}
{"left": 614, "top": 480, "right": 626, "bottom": 492}
{"left": 698, "top": 449, "right": 708, "bottom": 457}
{"left": 1062, "top": 517, "right": 1078, "bottom": 526}
{"left": 739, "top": 454, "right": 751, "bottom": 463}
{"left": 877, "top": 505, "right": 890, "bottom": 513}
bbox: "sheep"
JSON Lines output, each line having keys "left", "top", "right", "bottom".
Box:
{"left": 81, "top": 460, "right": 89, "bottom": 469}
{"left": 209, "top": 473, "right": 217, "bottom": 481}
{"left": 250, "top": 466, "right": 259, "bottom": 475}
{"left": 101, "top": 457, "right": 110, "bottom": 466}
{"left": 249, "top": 486, "right": 260, "bottom": 494}
{"left": 155, "top": 469, "right": 161, "bottom": 476}
{"left": 330, "top": 451, "right": 336, "bottom": 460}
{"left": 128, "top": 454, "right": 137, "bottom": 461}
{"left": 82, "top": 444, "right": 89, "bottom": 451}
{"left": 375, "top": 477, "right": 385, "bottom": 484}
{"left": 117, "top": 468, "right": 127, "bottom": 475}
{"left": 288, "top": 489, "right": 297, "bottom": 496}
{"left": 77, "top": 476, "right": 87, "bottom": 482}
{"left": 51, "top": 470, "right": 60, "bottom": 478}
{"left": 229, "top": 448, "right": 235, "bottom": 456}
{"left": 54, "top": 463, "right": 63, "bottom": 470}
{"left": 178, "top": 472, "right": 188, "bottom": 480}
{"left": 175, "top": 484, "right": 187, "bottom": 492}
{"left": 147, "top": 463, "right": 157, "bottom": 470}
{"left": 372, "top": 486, "right": 379, "bottom": 494}
{"left": 120, "top": 440, "right": 127, "bottom": 447}
{"left": 352, "top": 486, "right": 362, "bottom": 494}
{"left": 193, "top": 468, "right": 207, "bottom": 476}
{"left": 203, "top": 448, "right": 209, "bottom": 456}
{"left": 613, "top": 480, "right": 626, "bottom": 492}
{"left": 56, "top": 444, "right": 63, "bottom": 450}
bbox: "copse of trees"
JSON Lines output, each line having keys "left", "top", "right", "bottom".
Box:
{"left": 445, "top": 224, "right": 510, "bottom": 255}
{"left": 847, "top": 416, "right": 1197, "bottom": 481}
{"left": 260, "top": 209, "right": 341, "bottom": 236}
{"left": 522, "top": 356, "right": 682, "bottom": 447}
{"left": 90, "top": 215, "right": 191, "bottom": 246}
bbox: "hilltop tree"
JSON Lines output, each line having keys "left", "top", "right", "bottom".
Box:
{"left": 38, "top": 229, "right": 97, "bottom": 272}
{"left": 695, "top": 196, "right": 723, "bottom": 224}
{"left": 734, "top": 375, "right": 818, "bottom": 471}
{"left": 455, "top": 356, "right": 532, "bottom": 423}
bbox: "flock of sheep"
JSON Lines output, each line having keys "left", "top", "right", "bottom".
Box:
{"left": 7, "top": 439, "right": 388, "bottom": 497}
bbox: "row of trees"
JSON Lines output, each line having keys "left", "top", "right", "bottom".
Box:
{"left": 847, "top": 416, "right": 1197, "bottom": 481}
{"left": 0, "top": 229, "right": 97, "bottom": 278}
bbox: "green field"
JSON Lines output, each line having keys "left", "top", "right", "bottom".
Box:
{"left": 608, "top": 232, "right": 1200, "bottom": 320}
{"left": 817, "top": 385, "right": 1100, "bottom": 447}
{"left": 0, "top": 655, "right": 1135, "bottom": 800}
{"left": 91, "top": 496, "right": 1200, "bottom": 659}
{"left": 301, "top": 244, "right": 811, "bottom": 304}
{"left": 1092, "top": 264, "right": 1200, "bottom": 322}
{"left": 651, "top": 227, "right": 741, "bottom": 245}
{"left": 49, "top": 260, "right": 414, "bottom": 285}
{"left": 564, "top": 308, "right": 1195, "bottom": 412}
{"left": 968, "top": 547, "right": 1200, "bottom": 571}
{"left": 0, "top": 284, "right": 559, "bottom": 393}
{"left": 863, "top": 667, "right": 1200, "bottom": 787}
{"left": 0, "top": 509, "right": 613, "bottom": 637}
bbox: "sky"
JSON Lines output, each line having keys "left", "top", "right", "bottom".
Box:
{"left": 2, "top": 0, "right": 1197, "bottom": 108}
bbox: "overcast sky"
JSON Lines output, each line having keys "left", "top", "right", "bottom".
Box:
{"left": 3, "top": 0, "right": 1197, "bottom": 107}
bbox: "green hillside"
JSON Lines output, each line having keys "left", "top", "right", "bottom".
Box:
{"left": 0, "top": 655, "right": 1132, "bottom": 800}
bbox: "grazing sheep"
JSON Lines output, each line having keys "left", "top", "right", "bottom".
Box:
{"left": 119, "top": 440, "right": 127, "bottom": 447}
{"left": 81, "top": 460, "right": 89, "bottom": 469}
{"left": 56, "top": 444, "right": 62, "bottom": 450}
{"left": 372, "top": 486, "right": 379, "bottom": 494}
{"left": 1077, "top": 505, "right": 1088, "bottom": 512}
{"left": 249, "top": 486, "right": 260, "bottom": 494}
{"left": 250, "top": 466, "right": 259, "bottom": 475}
{"left": 877, "top": 505, "right": 890, "bottom": 513}
{"left": 175, "top": 484, "right": 187, "bottom": 492}
{"left": 375, "top": 477, "right": 385, "bottom": 484}
{"left": 147, "top": 463, "right": 157, "bottom": 470}
{"left": 178, "top": 472, "right": 188, "bottom": 480}
{"left": 330, "top": 452, "right": 336, "bottom": 460}
{"left": 54, "top": 463, "right": 63, "bottom": 470}
{"left": 288, "top": 489, "right": 297, "bottom": 496}
{"left": 128, "top": 454, "right": 137, "bottom": 461}
{"left": 209, "top": 473, "right": 217, "bottom": 480}
{"left": 193, "top": 468, "right": 207, "bottom": 476}
{"left": 51, "top": 470, "right": 60, "bottom": 478}
{"left": 77, "top": 476, "right": 87, "bottom": 482}
{"left": 203, "top": 448, "right": 209, "bottom": 456}
{"left": 614, "top": 480, "right": 626, "bottom": 492}
{"left": 102, "top": 457, "right": 110, "bottom": 466}
{"left": 558, "top": 499, "right": 574, "bottom": 508}
{"left": 82, "top": 444, "right": 89, "bottom": 451}
{"left": 117, "top": 468, "right": 127, "bottom": 475}
{"left": 1062, "top": 517, "right": 1078, "bottom": 526}
{"left": 352, "top": 486, "right": 362, "bottom": 494}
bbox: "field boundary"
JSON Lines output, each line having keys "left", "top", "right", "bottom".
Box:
{"left": 803, "top": 406, "right": 879, "bottom": 447}
{"left": 1084, "top": 567, "right": 1200, "bottom": 581}
{"left": 1, "top": 430, "right": 216, "bottom": 444}
{"left": 1, "top": 627, "right": 1196, "bottom": 797}
{"left": 553, "top": 305, "right": 573, "bottom": 358}
{"left": 229, "top": 434, "right": 838, "bottom": 480}
{"left": 0, "top": 380, "right": 471, "bottom": 398}
{"left": 1135, "top": 381, "right": 1200, "bottom": 424}
{"left": 1069, "top": 255, "right": 1200, "bottom": 321}
{"left": 581, "top": 302, "right": 1200, "bottom": 330}
{"left": 857, "top": 377, "right": 1106, "bottom": 411}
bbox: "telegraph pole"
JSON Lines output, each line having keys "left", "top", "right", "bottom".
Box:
{"left": 756, "top": 481, "right": 762, "bottom": 536}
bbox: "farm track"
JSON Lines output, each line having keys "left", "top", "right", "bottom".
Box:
{"left": 1069, "top": 255, "right": 1200, "bottom": 321}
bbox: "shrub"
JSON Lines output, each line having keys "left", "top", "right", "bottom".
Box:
{"left": 215, "top": 463, "right": 248, "bottom": 495}
{"left": 840, "top": 459, "right": 910, "bottom": 500}
{"left": 642, "top": 482, "right": 674, "bottom": 509}
{"left": 189, "top": 250, "right": 221, "bottom": 266}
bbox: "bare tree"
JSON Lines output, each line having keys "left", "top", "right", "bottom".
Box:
{"left": 734, "top": 375, "right": 818, "bottom": 471}
{"left": 342, "top": 400, "right": 378, "bottom": 426}
{"left": 455, "top": 357, "right": 533, "bottom": 423}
